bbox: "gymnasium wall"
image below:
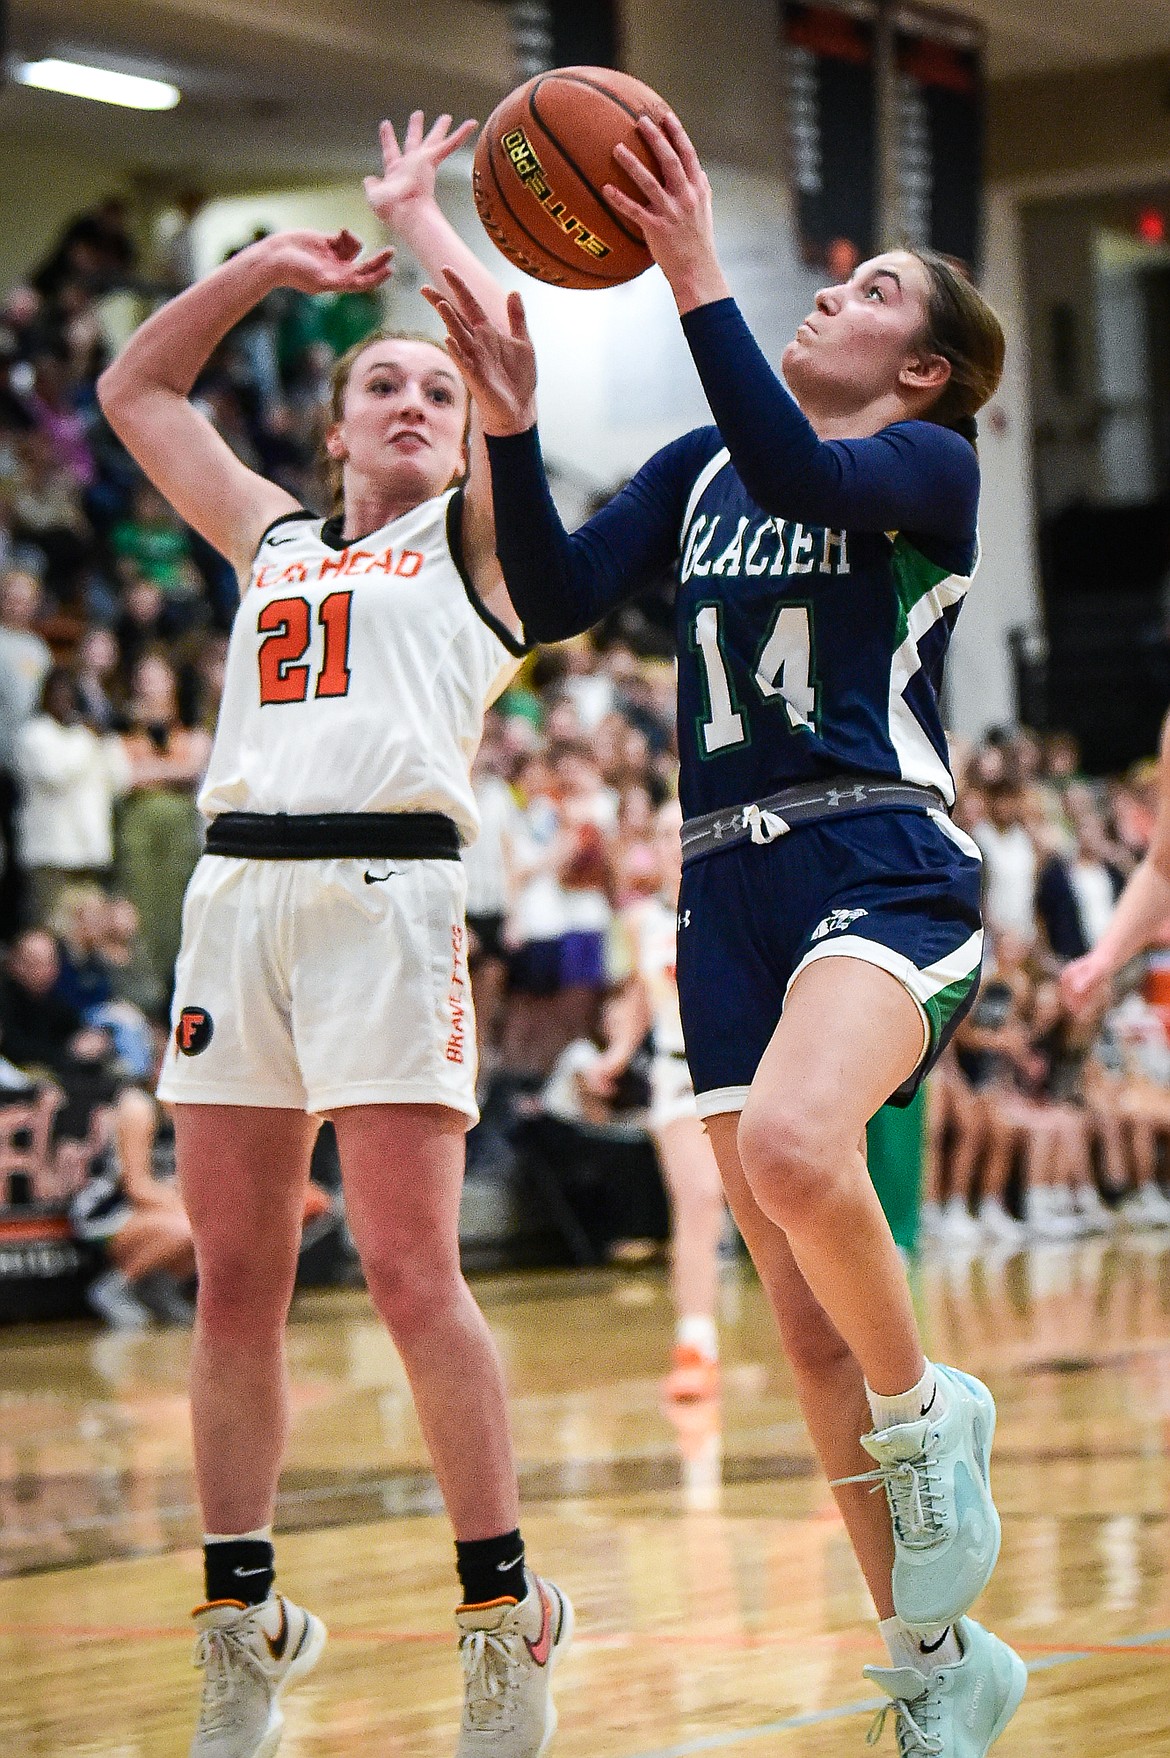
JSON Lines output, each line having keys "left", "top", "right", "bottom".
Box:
{"left": 0, "top": 138, "right": 129, "bottom": 289}
{"left": 989, "top": 55, "right": 1170, "bottom": 186}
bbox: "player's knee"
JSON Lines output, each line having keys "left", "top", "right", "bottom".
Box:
{"left": 194, "top": 1240, "right": 295, "bottom": 1334}
{"left": 737, "top": 1100, "right": 837, "bottom": 1220}
{"left": 362, "top": 1246, "right": 459, "bottom": 1343}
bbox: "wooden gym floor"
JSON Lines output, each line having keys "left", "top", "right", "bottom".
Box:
{"left": 2, "top": 1238, "right": 1170, "bottom": 1755}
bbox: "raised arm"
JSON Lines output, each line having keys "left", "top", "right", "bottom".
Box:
{"left": 603, "top": 113, "right": 978, "bottom": 539}
{"left": 96, "top": 229, "right": 393, "bottom": 579}
{"left": 364, "top": 113, "right": 519, "bottom": 628}
{"left": 364, "top": 114, "right": 508, "bottom": 328}
{"left": 422, "top": 269, "right": 712, "bottom": 643}
{"left": 1062, "top": 715, "right": 1170, "bottom": 1016}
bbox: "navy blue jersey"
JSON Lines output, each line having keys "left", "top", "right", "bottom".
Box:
{"left": 672, "top": 429, "right": 976, "bottom": 815}
{"left": 486, "top": 295, "right": 980, "bottom": 819}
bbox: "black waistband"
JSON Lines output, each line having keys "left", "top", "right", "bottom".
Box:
{"left": 204, "top": 812, "right": 462, "bottom": 861}
{"left": 681, "top": 777, "right": 947, "bottom": 865}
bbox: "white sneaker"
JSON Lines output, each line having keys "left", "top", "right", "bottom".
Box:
{"left": 456, "top": 1570, "right": 573, "bottom": 1758}
{"left": 1121, "top": 1184, "right": 1170, "bottom": 1228}
{"left": 1072, "top": 1184, "right": 1114, "bottom": 1233}
{"left": 920, "top": 1201, "right": 946, "bottom": 1242}
{"left": 190, "top": 1595, "right": 326, "bottom": 1758}
{"left": 940, "top": 1195, "right": 982, "bottom": 1248}
{"left": 86, "top": 1268, "right": 152, "bottom": 1329}
{"left": 1024, "top": 1190, "right": 1081, "bottom": 1241}
{"left": 977, "top": 1197, "right": 1027, "bottom": 1247}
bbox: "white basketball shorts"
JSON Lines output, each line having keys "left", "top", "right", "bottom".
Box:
{"left": 157, "top": 854, "right": 478, "bottom": 1121}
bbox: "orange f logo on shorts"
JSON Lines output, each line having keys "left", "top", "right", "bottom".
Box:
{"left": 176, "top": 1007, "right": 214, "bottom": 1056}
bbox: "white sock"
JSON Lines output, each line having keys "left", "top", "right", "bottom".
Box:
{"left": 866, "top": 1362, "right": 945, "bottom": 1431}
{"left": 203, "top": 1527, "right": 274, "bottom": 1544}
{"left": 880, "top": 1615, "right": 963, "bottom": 1673}
{"left": 676, "top": 1313, "right": 718, "bottom": 1360}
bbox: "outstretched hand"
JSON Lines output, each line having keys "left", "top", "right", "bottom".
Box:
{"left": 421, "top": 270, "right": 537, "bottom": 436}
{"left": 1060, "top": 950, "right": 1114, "bottom": 1020}
{"left": 365, "top": 112, "right": 478, "bottom": 229}
{"left": 260, "top": 229, "right": 394, "bottom": 296}
{"left": 604, "top": 112, "right": 729, "bottom": 312}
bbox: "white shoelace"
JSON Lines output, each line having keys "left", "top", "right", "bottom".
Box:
{"left": 193, "top": 1626, "right": 267, "bottom": 1738}
{"left": 835, "top": 1454, "right": 944, "bottom": 1546}
{"left": 460, "top": 1627, "right": 518, "bottom": 1726}
{"left": 866, "top": 1695, "right": 943, "bottom": 1756}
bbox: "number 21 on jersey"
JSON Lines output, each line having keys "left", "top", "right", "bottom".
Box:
{"left": 692, "top": 600, "right": 816, "bottom": 754}
{"left": 257, "top": 592, "right": 353, "bottom": 704}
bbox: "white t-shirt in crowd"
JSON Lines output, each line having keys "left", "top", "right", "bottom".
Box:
{"left": 1070, "top": 858, "right": 1116, "bottom": 947}
{"left": 15, "top": 716, "right": 132, "bottom": 868}
{"left": 0, "top": 626, "right": 51, "bottom": 768}
{"left": 973, "top": 820, "right": 1037, "bottom": 941}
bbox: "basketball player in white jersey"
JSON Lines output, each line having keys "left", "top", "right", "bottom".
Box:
{"left": 590, "top": 800, "right": 727, "bottom": 1400}
{"left": 1063, "top": 710, "right": 1170, "bottom": 1017}
{"left": 97, "top": 115, "right": 570, "bottom": 1758}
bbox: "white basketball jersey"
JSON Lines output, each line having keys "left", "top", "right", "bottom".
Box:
{"left": 626, "top": 894, "right": 685, "bottom": 1056}
{"left": 199, "top": 489, "right": 525, "bottom": 844}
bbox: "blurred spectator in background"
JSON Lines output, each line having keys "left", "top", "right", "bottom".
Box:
{"left": 0, "top": 569, "right": 54, "bottom": 737}
{"left": 75, "top": 626, "right": 121, "bottom": 731}
{"left": 70, "top": 1083, "right": 195, "bottom": 1329}
{"left": 50, "top": 885, "right": 156, "bottom": 1081}
{"left": 117, "top": 652, "right": 209, "bottom": 993}
{"left": 111, "top": 481, "right": 198, "bottom": 601}
{"left": 15, "top": 665, "right": 131, "bottom": 921}
{"left": 973, "top": 780, "right": 1038, "bottom": 944}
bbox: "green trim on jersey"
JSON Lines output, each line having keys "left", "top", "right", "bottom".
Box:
{"left": 890, "top": 535, "right": 951, "bottom": 650}
{"left": 924, "top": 967, "right": 981, "bottom": 1047}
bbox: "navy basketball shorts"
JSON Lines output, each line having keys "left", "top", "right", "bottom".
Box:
{"left": 676, "top": 806, "right": 984, "bottom": 1116}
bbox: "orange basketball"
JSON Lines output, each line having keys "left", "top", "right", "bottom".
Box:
{"left": 473, "top": 65, "right": 673, "bottom": 290}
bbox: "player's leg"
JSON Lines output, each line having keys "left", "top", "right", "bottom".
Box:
{"left": 332, "top": 1100, "right": 519, "bottom": 1539}
{"left": 705, "top": 1112, "right": 896, "bottom": 1610}
{"left": 655, "top": 1110, "right": 725, "bottom": 1400}
{"left": 332, "top": 1099, "right": 572, "bottom": 1758}
{"left": 736, "top": 955, "right": 927, "bottom": 1388}
{"left": 175, "top": 1101, "right": 325, "bottom": 1758}
{"left": 709, "top": 1103, "right": 1024, "bottom": 1756}
{"left": 735, "top": 954, "right": 1001, "bottom": 1630}
{"left": 177, "top": 1103, "right": 316, "bottom": 1536}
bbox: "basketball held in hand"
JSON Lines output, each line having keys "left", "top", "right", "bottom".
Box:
{"left": 472, "top": 65, "right": 673, "bottom": 289}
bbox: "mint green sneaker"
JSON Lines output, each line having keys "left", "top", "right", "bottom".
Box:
{"left": 843, "top": 1364, "right": 1000, "bottom": 1629}
{"left": 863, "top": 1618, "right": 1026, "bottom": 1756}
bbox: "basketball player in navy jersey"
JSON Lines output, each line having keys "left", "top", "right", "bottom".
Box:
{"left": 97, "top": 116, "right": 570, "bottom": 1758}
{"left": 426, "top": 110, "right": 1024, "bottom": 1757}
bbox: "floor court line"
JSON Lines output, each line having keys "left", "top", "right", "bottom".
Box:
{"left": 617, "top": 1625, "right": 1170, "bottom": 1758}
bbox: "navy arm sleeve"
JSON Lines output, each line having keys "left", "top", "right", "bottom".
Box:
{"left": 680, "top": 298, "right": 979, "bottom": 540}
{"left": 486, "top": 425, "right": 718, "bottom": 644}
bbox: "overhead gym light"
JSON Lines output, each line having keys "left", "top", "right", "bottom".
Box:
{"left": 14, "top": 58, "right": 181, "bottom": 110}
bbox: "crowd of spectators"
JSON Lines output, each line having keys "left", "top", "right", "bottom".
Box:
{"left": 1, "top": 194, "right": 1169, "bottom": 1327}
{"left": 927, "top": 728, "right": 1170, "bottom": 1248}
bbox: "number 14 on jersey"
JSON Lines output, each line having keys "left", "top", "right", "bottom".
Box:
{"left": 692, "top": 601, "right": 816, "bottom": 755}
